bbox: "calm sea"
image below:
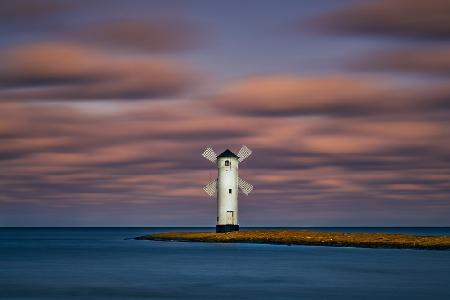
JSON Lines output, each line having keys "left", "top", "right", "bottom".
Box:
{"left": 1, "top": 227, "right": 450, "bottom": 300}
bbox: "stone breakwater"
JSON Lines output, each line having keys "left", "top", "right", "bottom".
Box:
{"left": 136, "top": 230, "right": 450, "bottom": 250}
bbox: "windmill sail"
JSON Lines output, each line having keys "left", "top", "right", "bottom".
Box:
{"left": 202, "top": 147, "right": 217, "bottom": 163}
{"left": 203, "top": 179, "right": 217, "bottom": 196}
{"left": 238, "top": 145, "right": 252, "bottom": 162}
{"left": 238, "top": 177, "right": 253, "bottom": 195}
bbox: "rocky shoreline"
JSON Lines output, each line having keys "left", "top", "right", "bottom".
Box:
{"left": 135, "top": 230, "right": 450, "bottom": 250}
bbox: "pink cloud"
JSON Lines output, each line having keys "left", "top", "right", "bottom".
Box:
{"left": 0, "top": 42, "right": 198, "bottom": 101}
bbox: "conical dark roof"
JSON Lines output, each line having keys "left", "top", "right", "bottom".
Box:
{"left": 217, "top": 149, "right": 239, "bottom": 159}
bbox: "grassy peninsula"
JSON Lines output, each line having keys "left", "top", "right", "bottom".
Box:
{"left": 136, "top": 230, "right": 450, "bottom": 250}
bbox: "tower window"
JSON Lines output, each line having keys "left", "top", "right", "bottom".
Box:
{"left": 229, "top": 189, "right": 232, "bottom": 194}
{"left": 225, "top": 160, "right": 230, "bottom": 166}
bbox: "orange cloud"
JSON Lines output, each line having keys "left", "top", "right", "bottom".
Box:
{"left": 210, "top": 75, "right": 450, "bottom": 117}
{"left": 0, "top": 42, "right": 197, "bottom": 101}
{"left": 210, "top": 75, "right": 410, "bottom": 116}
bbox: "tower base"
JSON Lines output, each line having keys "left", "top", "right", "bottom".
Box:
{"left": 216, "top": 224, "right": 239, "bottom": 233}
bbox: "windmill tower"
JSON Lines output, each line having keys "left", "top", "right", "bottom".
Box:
{"left": 202, "top": 145, "right": 253, "bottom": 233}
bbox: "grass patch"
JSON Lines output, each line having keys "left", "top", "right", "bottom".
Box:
{"left": 135, "top": 230, "right": 450, "bottom": 250}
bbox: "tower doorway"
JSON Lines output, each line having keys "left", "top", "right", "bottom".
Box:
{"left": 226, "top": 211, "right": 234, "bottom": 224}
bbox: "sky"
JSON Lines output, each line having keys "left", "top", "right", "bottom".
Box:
{"left": 0, "top": 0, "right": 449, "bottom": 226}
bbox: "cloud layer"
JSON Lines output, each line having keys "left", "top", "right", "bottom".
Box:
{"left": 0, "top": 43, "right": 197, "bottom": 101}
{"left": 1, "top": 97, "right": 449, "bottom": 225}
{"left": 209, "top": 75, "right": 450, "bottom": 116}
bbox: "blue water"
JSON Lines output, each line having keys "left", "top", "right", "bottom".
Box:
{"left": 1, "top": 227, "right": 450, "bottom": 300}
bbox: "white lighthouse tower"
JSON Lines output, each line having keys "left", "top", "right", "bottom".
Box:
{"left": 202, "top": 146, "right": 253, "bottom": 233}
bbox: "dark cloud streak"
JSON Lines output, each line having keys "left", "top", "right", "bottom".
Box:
{"left": 313, "top": 0, "right": 450, "bottom": 40}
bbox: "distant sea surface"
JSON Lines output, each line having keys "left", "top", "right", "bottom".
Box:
{"left": 1, "top": 227, "right": 450, "bottom": 300}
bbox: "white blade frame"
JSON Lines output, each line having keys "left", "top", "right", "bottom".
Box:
{"left": 203, "top": 179, "right": 217, "bottom": 196}
{"left": 238, "top": 177, "right": 253, "bottom": 195}
{"left": 202, "top": 147, "right": 217, "bottom": 163}
{"left": 238, "top": 145, "right": 252, "bottom": 162}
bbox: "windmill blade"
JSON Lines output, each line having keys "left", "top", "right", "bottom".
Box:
{"left": 238, "top": 145, "right": 252, "bottom": 162}
{"left": 238, "top": 177, "right": 253, "bottom": 195}
{"left": 203, "top": 179, "right": 217, "bottom": 196}
{"left": 202, "top": 147, "right": 217, "bottom": 163}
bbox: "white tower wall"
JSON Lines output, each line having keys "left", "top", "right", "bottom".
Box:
{"left": 216, "top": 156, "right": 239, "bottom": 226}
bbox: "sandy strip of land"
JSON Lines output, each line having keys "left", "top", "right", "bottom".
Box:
{"left": 135, "top": 230, "right": 450, "bottom": 250}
